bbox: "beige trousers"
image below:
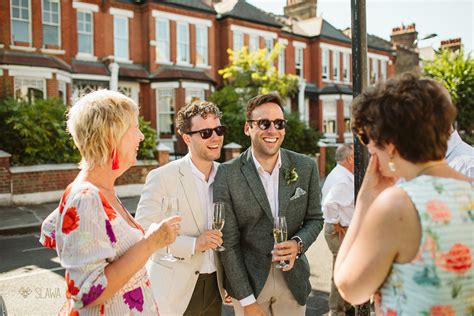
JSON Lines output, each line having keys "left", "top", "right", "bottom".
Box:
{"left": 324, "top": 223, "right": 352, "bottom": 316}
{"left": 232, "top": 265, "right": 306, "bottom": 316}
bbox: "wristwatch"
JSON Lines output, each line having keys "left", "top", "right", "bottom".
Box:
{"left": 291, "top": 236, "right": 304, "bottom": 259}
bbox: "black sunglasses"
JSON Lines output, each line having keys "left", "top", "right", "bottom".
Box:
{"left": 187, "top": 126, "right": 226, "bottom": 139}
{"left": 247, "top": 119, "right": 287, "bottom": 130}
{"left": 355, "top": 130, "right": 369, "bottom": 146}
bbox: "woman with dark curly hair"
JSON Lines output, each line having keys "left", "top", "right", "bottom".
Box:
{"left": 334, "top": 72, "right": 473, "bottom": 315}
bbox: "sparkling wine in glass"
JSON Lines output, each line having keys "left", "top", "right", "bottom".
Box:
{"left": 160, "top": 196, "right": 179, "bottom": 262}
{"left": 212, "top": 202, "right": 226, "bottom": 252}
{"left": 273, "top": 216, "right": 289, "bottom": 269}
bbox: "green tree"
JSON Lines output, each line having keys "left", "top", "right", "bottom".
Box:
{"left": 138, "top": 116, "right": 158, "bottom": 160}
{"left": 0, "top": 97, "right": 158, "bottom": 165}
{"left": 210, "top": 44, "right": 322, "bottom": 155}
{"left": 424, "top": 49, "right": 474, "bottom": 144}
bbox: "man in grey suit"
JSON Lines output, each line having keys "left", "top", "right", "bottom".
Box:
{"left": 214, "top": 93, "right": 324, "bottom": 316}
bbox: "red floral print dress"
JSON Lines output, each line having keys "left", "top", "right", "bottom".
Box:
{"left": 40, "top": 182, "right": 160, "bottom": 315}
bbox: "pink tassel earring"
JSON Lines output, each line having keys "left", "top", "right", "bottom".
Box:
{"left": 111, "top": 149, "right": 120, "bottom": 170}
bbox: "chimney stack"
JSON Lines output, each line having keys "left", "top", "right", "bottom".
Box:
{"left": 440, "top": 38, "right": 462, "bottom": 52}
{"left": 284, "top": 0, "right": 317, "bottom": 20}
{"left": 390, "top": 23, "right": 418, "bottom": 49}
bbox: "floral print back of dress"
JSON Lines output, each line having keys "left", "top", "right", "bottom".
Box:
{"left": 379, "top": 175, "right": 473, "bottom": 316}
{"left": 40, "top": 182, "right": 160, "bottom": 315}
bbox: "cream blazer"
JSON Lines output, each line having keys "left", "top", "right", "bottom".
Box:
{"left": 135, "top": 158, "right": 225, "bottom": 316}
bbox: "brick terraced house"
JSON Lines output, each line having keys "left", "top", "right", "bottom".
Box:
{"left": 0, "top": 0, "right": 395, "bottom": 153}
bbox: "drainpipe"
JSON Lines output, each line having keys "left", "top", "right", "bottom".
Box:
{"left": 298, "top": 78, "right": 306, "bottom": 124}
{"left": 109, "top": 62, "right": 120, "bottom": 91}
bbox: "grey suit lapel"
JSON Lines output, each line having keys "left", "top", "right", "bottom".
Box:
{"left": 278, "top": 149, "right": 295, "bottom": 218}
{"left": 241, "top": 149, "right": 274, "bottom": 222}
{"left": 178, "top": 159, "right": 204, "bottom": 234}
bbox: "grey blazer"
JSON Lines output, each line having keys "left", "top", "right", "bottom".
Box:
{"left": 214, "top": 148, "right": 323, "bottom": 306}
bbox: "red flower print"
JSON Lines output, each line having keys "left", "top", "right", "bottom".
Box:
{"left": 42, "top": 234, "right": 56, "bottom": 249}
{"left": 430, "top": 305, "right": 455, "bottom": 316}
{"left": 69, "top": 308, "right": 79, "bottom": 316}
{"left": 385, "top": 308, "right": 397, "bottom": 316}
{"left": 59, "top": 186, "right": 72, "bottom": 214}
{"left": 426, "top": 200, "right": 452, "bottom": 223}
{"left": 99, "top": 304, "right": 105, "bottom": 315}
{"left": 437, "top": 243, "right": 472, "bottom": 275}
{"left": 62, "top": 207, "right": 80, "bottom": 234}
{"left": 99, "top": 192, "right": 117, "bottom": 221}
{"left": 65, "top": 272, "right": 79, "bottom": 299}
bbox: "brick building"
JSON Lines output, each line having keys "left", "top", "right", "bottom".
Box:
{"left": 0, "top": 0, "right": 395, "bottom": 153}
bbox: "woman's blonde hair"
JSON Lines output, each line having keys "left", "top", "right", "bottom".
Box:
{"left": 67, "top": 90, "right": 139, "bottom": 170}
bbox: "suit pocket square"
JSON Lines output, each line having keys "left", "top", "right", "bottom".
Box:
{"left": 290, "top": 187, "right": 307, "bottom": 200}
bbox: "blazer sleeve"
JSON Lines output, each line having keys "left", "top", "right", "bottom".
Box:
{"left": 294, "top": 158, "right": 324, "bottom": 254}
{"left": 135, "top": 168, "right": 195, "bottom": 261}
{"left": 214, "top": 165, "right": 255, "bottom": 300}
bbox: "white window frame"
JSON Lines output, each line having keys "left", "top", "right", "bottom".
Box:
{"left": 278, "top": 44, "right": 286, "bottom": 74}
{"left": 264, "top": 37, "right": 273, "bottom": 52}
{"left": 322, "top": 98, "right": 337, "bottom": 137}
{"left": 343, "top": 53, "right": 350, "bottom": 83}
{"left": 322, "top": 48, "right": 329, "bottom": 80}
{"left": 295, "top": 47, "right": 303, "bottom": 78}
{"left": 10, "top": 0, "right": 32, "bottom": 45}
{"left": 233, "top": 31, "right": 244, "bottom": 52}
{"left": 372, "top": 58, "right": 379, "bottom": 83}
{"left": 381, "top": 60, "right": 387, "bottom": 80}
{"left": 76, "top": 10, "right": 94, "bottom": 58}
{"left": 156, "top": 87, "right": 177, "bottom": 136}
{"left": 118, "top": 81, "right": 139, "bottom": 104}
{"left": 14, "top": 77, "right": 46, "bottom": 103}
{"left": 176, "top": 22, "right": 190, "bottom": 65}
{"left": 185, "top": 88, "right": 205, "bottom": 104}
{"left": 333, "top": 50, "right": 340, "bottom": 81}
{"left": 58, "top": 80, "right": 67, "bottom": 104}
{"left": 155, "top": 18, "right": 170, "bottom": 63}
{"left": 113, "top": 15, "right": 129, "bottom": 61}
{"left": 195, "top": 25, "right": 208, "bottom": 67}
{"left": 42, "top": 0, "right": 61, "bottom": 47}
{"left": 249, "top": 35, "right": 258, "bottom": 53}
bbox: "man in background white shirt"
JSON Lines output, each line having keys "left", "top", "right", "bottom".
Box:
{"left": 136, "top": 101, "right": 226, "bottom": 316}
{"left": 446, "top": 128, "right": 474, "bottom": 178}
{"left": 322, "top": 143, "right": 355, "bottom": 316}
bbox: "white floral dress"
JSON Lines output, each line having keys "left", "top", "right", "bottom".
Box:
{"left": 40, "top": 182, "right": 160, "bottom": 315}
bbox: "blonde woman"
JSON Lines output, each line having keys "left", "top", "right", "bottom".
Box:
{"left": 40, "top": 90, "right": 181, "bottom": 315}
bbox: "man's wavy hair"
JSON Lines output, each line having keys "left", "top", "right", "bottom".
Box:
{"left": 351, "top": 72, "right": 456, "bottom": 162}
{"left": 176, "top": 100, "right": 222, "bottom": 134}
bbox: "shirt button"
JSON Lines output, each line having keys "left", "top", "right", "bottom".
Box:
{"left": 195, "top": 271, "right": 199, "bottom": 275}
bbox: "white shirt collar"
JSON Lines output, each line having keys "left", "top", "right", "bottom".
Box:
{"left": 185, "top": 153, "right": 217, "bottom": 183}
{"left": 251, "top": 148, "right": 282, "bottom": 175}
{"left": 446, "top": 130, "right": 462, "bottom": 157}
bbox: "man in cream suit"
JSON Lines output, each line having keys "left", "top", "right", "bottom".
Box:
{"left": 136, "top": 100, "right": 226, "bottom": 316}
{"left": 214, "top": 93, "right": 324, "bottom": 316}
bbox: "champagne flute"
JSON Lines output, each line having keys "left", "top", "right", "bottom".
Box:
{"left": 273, "top": 216, "right": 289, "bottom": 269}
{"left": 160, "top": 196, "right": 179, "bottom": 262}
{"left": 212, "top": 202, "right": 226, "bottom": 252}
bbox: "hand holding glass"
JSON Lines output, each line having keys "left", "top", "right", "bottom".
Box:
{"left": 160, "top": 197, "right": 179, "bottom": 262}
{"left": 273, "top": 216, "right": 289, "bottom": 269}
{"left": 212, "top": 202, "right": 226, "bottom": 252}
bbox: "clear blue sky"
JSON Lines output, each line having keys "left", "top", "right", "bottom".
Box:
{"left": 248, "top": 0, "right": 473, "bottom": 52}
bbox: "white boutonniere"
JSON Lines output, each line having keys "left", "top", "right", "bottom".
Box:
{"left": 284, "top": 167, "right": 299, "bottom": 185}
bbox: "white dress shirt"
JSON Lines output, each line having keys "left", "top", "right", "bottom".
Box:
{"left": 185, "top": 154, "right": 217, "bottom": 274}
{"left": 321, "top": 164, "right": 354, "bottom": 227}
{"left": 239, "top": 149, "right": 282, "bottom": 307}
{"left": 446, "top": 130, "right": 474, "bottom": 178}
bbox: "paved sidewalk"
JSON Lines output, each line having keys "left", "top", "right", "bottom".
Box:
{"left": 0, "top": 197, "right": 331, "bottom": 315}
